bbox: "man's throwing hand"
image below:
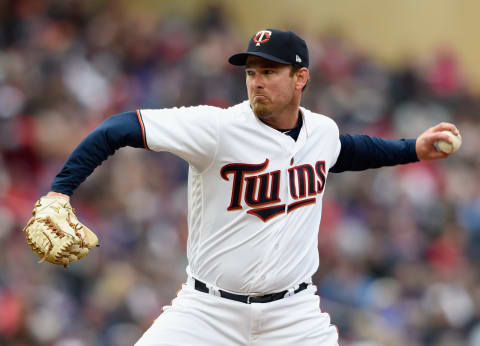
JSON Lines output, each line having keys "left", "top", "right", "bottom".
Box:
{"left": 23, "top": 195, "right": 99, "bottom": 267}
{"left": 415, "top": 122, "right": 461, "bottom": 161}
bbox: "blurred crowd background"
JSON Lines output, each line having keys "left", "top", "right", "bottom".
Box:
{"left": 1, "top": 0, "right": 480, "bottom": 345}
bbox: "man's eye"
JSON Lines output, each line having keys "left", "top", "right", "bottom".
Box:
{"left": 246, "top": 71, "right": 254, "bottom": 76}
{"left": 264, "top": 70, "right": 274, "bottom": 74}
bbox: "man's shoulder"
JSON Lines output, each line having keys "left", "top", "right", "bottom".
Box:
{"left": 213, "top": 101, "right": 252, "bottom": 126}
{"left": 224, "top": 100, "right": 251, "bottom": 115}
{"left": 138, "top": 102, "right": 250, "bottom": 127}
{"left": 301, "top": 107, "right": 338, "bottom": 130}
{"left": 162, "top": 101, "right": 249, "bottom": 117}
{"left": 140, "top": 104, "right": 225, "bottom": 115}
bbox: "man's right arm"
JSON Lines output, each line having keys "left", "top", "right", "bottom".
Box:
{"left": 50, "top": 111, "right": 145, "bottom": 196}
{"left": 329, "top": 134, "right": 418, "bottom": 173}
{"left": 330, "top": 122, "right": 459, "bottom": 173}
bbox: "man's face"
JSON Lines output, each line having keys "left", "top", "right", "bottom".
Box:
{"left": 245, "top": 56, "right": 297, "bottom": 121}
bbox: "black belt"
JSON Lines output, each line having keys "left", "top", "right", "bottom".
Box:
{"left": 194, "top": 279, "right": 309, "bottom": 304}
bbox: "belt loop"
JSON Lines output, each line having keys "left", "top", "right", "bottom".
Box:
{"left": 207, "top": 283, "right": 221, "bottom": 297}
{"left": 283, "top": 287, "right": 295, "bottom": 298}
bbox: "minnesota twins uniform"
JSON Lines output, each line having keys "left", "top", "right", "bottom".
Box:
{"left": 134, "top": 101, "right": 340, "bottom": 345}
{"left": 50, "top": 29, "right": 419, "bottom": 345}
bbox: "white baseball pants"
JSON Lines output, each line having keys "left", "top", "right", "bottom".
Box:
{"left": 135, "top": 280, "right": 339, "bottom": 346}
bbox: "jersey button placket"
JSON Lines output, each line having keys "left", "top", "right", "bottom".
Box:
{"left": 286, "top": 152, "right": 295, "bottom": 209}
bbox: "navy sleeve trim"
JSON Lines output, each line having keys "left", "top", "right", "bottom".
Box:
{"left": 51, "top": 111, "right": 144, "bottom": 196}
{"left": 330, "top": 134, "right": 419, "bottom": 173}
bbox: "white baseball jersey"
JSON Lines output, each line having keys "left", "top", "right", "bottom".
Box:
{"left": 139, "top": 100, "right": 341, "bottom": 294}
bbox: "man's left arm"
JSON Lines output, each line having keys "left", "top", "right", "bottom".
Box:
{"left": 330, "top": 122, "right": 459, "bottom": 173}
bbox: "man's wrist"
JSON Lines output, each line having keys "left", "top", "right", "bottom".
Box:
{"left": 47, "top": 191, "right": 70, "bottom": 202}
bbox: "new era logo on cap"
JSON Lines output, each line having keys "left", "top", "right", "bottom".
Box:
{"left": 228, "top": 29, "right": 309, "bottom": 68}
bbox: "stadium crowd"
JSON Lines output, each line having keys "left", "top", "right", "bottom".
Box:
{"left": 1, "top": 1, "right": 480, "bottom": 345}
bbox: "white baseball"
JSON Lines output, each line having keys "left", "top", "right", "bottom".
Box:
{"left": 435, "top": 130, "right": 462, "bottom": 154}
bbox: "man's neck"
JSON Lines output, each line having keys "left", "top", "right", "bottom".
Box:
{"left": 258, "top": 110, "right": 302, "bottom": 135}
{"left": 277, "top": 111, "right": 302, "bottom": 131}
{"left": 260, "top": 105, "right": 300, "bottom": 130}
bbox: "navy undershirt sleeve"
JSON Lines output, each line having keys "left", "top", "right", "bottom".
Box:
{"left": 51, "top": 111, "right": 144, "bottom": 196}
{"left": 330, "top": 134, "right": 419, "bottom": 173}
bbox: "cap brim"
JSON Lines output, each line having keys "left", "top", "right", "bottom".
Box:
{"left": 228, "top": 52, "right": 291, "bottom": 66}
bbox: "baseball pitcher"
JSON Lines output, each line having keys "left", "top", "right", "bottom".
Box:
{"left": 24, "top": 29, "right": 460, "bottom": 345}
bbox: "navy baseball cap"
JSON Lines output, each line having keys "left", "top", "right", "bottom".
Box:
{"left": 229, "top": 29, "right": 309, "bottom": 68}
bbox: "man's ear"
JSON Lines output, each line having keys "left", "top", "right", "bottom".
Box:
{"left": 295, "top": 68, "right": 309, "bottom": 91}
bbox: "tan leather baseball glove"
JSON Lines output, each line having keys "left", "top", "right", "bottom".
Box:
{"left": 23, "top": 195, "right": 99, "bottom": 267}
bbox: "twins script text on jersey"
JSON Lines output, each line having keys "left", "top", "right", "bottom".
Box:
{"left": 221, "top": 158, "right": 326, "bottom": 221}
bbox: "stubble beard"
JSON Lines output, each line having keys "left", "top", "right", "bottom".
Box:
{"left": 251, "top": 99, "right": 274, "bottom": 121}
{"left": 253, "top": 104, "right": 270, "bottom": 118}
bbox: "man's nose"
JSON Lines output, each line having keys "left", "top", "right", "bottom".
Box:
{"left": 252, "top": 74, "right": 265, "bottom": 88}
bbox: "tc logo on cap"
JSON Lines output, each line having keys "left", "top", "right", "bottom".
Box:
{"left": 253, "top": 30, "right": 272, "bottom": 46}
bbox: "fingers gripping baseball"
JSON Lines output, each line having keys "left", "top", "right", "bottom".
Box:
{"left": 415, "top": 122, "right": 460, "bottom": 161}
{"left": 23, "top": 195, "right": 99, "bottom": 267}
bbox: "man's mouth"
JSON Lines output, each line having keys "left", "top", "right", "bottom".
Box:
{"left": 253, "top": 94, "right": 267, "bottom": 101}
